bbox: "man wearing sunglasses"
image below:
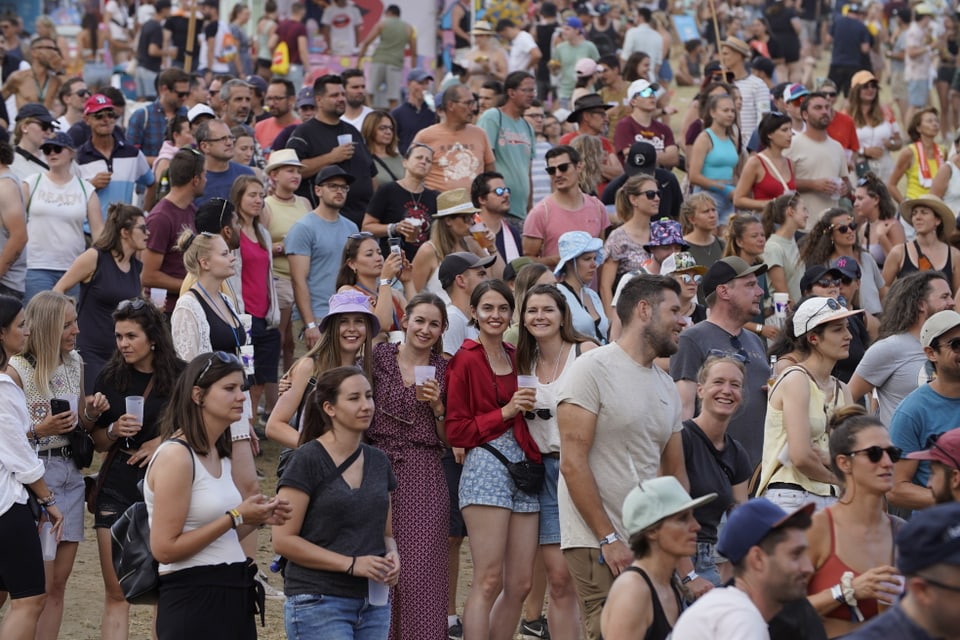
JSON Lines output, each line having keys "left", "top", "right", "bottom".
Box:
{"left": 889, "top": 310, "right": 960, "bottom": 511}
{"left": 906, "top": 428, "right": 960, "bottom": 505}
{"left": 76, "top": 94, "right": 156, "bottom": 221}
{"left": 471, "top": 172, "right": 523, "bottom": 261}
{"left": 614, "top": 78, "right": 679, "bottom": 169}
{"left": 0, "top": 36, "right": 62, "bottom": 110}
{"left": 54, "top": 78, "right": 90, "bottom": 132}
{"left": 126, "top": 68, "right": 190, "bottom": 165}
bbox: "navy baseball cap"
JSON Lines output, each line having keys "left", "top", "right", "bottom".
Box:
{"left": 718, "top": 498, "right": 814, "bottom": 564}
{"left": 896, "top": 502, "right": 960, "bottom": 575}
{"left": 800, "top": 265, "right": 844, "bottom": 294}
{"left": 314, "top": 165, "right": 355, "bottom": 186}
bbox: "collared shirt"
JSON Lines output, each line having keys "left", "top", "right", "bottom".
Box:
{"left": 127, "top": 100, "right": 188, "bottom": 159}
{"left": 391, "top": 101, "right": 436, "bottom": 155}
{"left": 76, "top": 137, "right": 155, "bottom": 220}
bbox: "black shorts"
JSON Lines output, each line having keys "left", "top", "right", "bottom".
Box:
{"left": 828, "top": 64, "right": 863, "bottom": 97}
{"left": 94, "top": 450, "right": 147, "bottom": 529}
{"left": 250, "top": 315, "right": 281, "bottom": 385}
{"left": 158, "top": 562, "right": 257, "bottom": 640}
{"left": 442, "top": 448, "right": 468, "bottom": 538}
{"left": 0, "top": 502, "right": 46, "bottom": 598}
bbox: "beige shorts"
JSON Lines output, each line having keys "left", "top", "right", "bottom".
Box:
{"left": 563, "top": 547, "right": 615, "bottom": 640}
{"left": 889, "top": 70, "right": 907, "bottom": 100}
{"left": 275, "top": 276, "right": 294, "bottom": 309}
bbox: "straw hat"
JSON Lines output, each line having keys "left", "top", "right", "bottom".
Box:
{"left": 900, "top": 194, "right": 956, "bottom": 242}
{"left": 472, "top": 20, "right": 495, "bottom": 36}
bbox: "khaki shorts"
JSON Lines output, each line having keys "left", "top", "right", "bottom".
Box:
{"left": 563, "top": 547, "right": 615, "bottom": 640}
{"left": 275, "top": 276, "right": 294, "bottom": 309}
{"left": 889, "top": 70, "right": 907, "bottom": 101}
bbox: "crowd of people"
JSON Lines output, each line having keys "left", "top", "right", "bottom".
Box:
{"left": 2, "top": 0, "right": 960, "bottom": 639}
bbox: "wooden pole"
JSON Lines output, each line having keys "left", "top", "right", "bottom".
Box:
{"left": 707, "top": 0, "right": 722, "bottom": 58}
{"left": 185, "top": 0, "right": 198, "bottom": 73}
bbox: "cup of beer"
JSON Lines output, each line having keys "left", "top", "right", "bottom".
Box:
{"left": 470, "top": 222, "right": 492, "bottom": 250}
{"left": 877, "top": 575, "right": 905, "bottom": 613}
{"left": 414, "top": 365, "right": 436, "bottom": 401}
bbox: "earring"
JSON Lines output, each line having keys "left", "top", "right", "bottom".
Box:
{"left": 150, "top": 344, "right": 155, "bottom": 351}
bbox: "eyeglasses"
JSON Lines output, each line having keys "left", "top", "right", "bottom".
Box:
{"left": 861, "top": 81, "right": 879, "bottom": 90}
{"left": 801, "top": 297, "right": 841, "bottom": 334}
{"left": 832, "top": 221, "right": 857, "bottom": 233}
{"left": 918, "top": 575, "right": 960, "bottom": 593}
{"left": 92, "top": 111, "right": 117, "bottom": 121}
{"left": 40, "top": 144, "right": 66, "bottom": 155}
{"left": 32, "top": 46, "right": 59, "bottom": 52}
{"left": 204, "top": 135, "right": 236, "bottom": 144}
{"left": 456, "top": 99, "right": 479, "bottom": 106}
{"left": 74, "top": 89, "right": 91, "bottom": 97}
{"left": 938, "top": 337, "right": 960, "bottom": 354}
{"left": 491, "top": 186, "right": 511, "bottom": 196}
{"left": 135, "top": 224, "right": 148, "bottom": 233}
{"left": 927, "top": 432, "right": 960, "bottom": 469}
{"left": 816, "top": 278, "right": 841, "bottom": 288}
{"left": 323, "top": 183, "right": 351, "bottom": 193}
{"left": 377, "top": 124, "right": 395, "bottom": 131}
{"left": 642, "top": 190, "right": 661, "bottom": 200}
{"left": 846, "top": 445, "right": 903, "bottom": 463}
{"left": 116, "top": 298, "right": 147, "bottom": 312}
{"left": 676, "top": 273, "right": 702, "bottom": 285}
{"left": 197, "top": 351, "right": 242, "bottom": 385}
{"left": 545, "top": 162, "right": 572, "bottom": 175}
{"left": 709, "top": 71, "right": 736, "bottom": 83}
{"left": 348, "top": 231, "right": 374, "bottom": 240}
{"left": 523, "top": 408, "right": 553, "bottom": 420}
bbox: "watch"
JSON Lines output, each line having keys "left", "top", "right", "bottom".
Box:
{"left": 599, "top": 532, "right": 619, "bottom": 546}
{"left": 305, "top": 321, "right": 318, "bottom": 330}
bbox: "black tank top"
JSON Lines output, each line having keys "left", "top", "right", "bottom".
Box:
{"left": 897, "top": 240, "right": 954, "bottom": 291}
{"left": 609, "top": 567, "right": 684, "bottom": 640}
{"left": 190, "top": 289, "right": 246, "bottom": 353}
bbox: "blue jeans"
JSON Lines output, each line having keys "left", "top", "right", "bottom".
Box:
{"left": 285, "top": 593, "right": 390, "bottom": 640}
{"left": 694, "top": 542, "right": 723, "bottom": 587}
{"left": 25, "top": 269, "right": 77, "bottom": 304}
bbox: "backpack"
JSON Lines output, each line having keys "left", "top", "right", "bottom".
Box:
{"left": 271, "top": 41, "right": 290, "bottom": 76}
{"left": 216, "top": 27, "right": 238, "bottom": 63}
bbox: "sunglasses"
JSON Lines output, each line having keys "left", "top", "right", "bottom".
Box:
{"left": 927, "top": 432, "right": 960, "bottom": 469}
{"left": 707, "top": 348, "right": 748, "bottom": 364}
{"left": 323, "top": 183, "right": 350, "bottom": 192}
{"left": 710, "top": 71, "right": 736, "bottom": 83}
{"left": 197, "top": 351, "right": 242, "bottom": 385}
{"left": 822, "top": 91, "right": 838, "bottom": 98}
{"left": 832, "top": 222, "right": 857, "bottom": 233}
{"left": 40, "top": 144, "right": 66, "bottom": 155}
{"left": 176, "top": 91, "right": 190, "bottom": 98}
{"left": 938, "top": 336, "right": 960, "bottom": 353}
{"left": 204, "top": 135, "right": 236, "bottom": 144}
{"left": 642, "top": 190, "right": 661, "bottom": 200}
{"left": 491, "top": 186, "right": 511, "bottom": 196}
{"left": 919, "top": 575, "right": 960, "bottom": 593}
{"left": 801, "top": 297, "right": 841, "bottom": 333}
{"left": 93, "top": 111, "right": 117, "bottom": 121}
{"left": 846, "top": 445, "right": 902, "bottom": 463}
{"left": 116, "top": 298, "right": 147, "bottom": 311}
{"left": 523, "top": 408, "right": 553, "bottom": 421}
{"left": 348, "top": 231, "right": 374, "bottom": 240}
{"left": 861, "top": 81, "right": 879, "bottom": 90}
{"left": 635, "top": 88, "right": 657, "bottom": 99}
{"left": 816, "top": 278, "right": 841, "bottom": 288}
{"left": 135, "top": 224, "right": 148, "bottom": 233}
{"left": 676, "top": 273, "right": 702, "bottom": 285}
{"left": 74, "top": 89, "right": 91, "bottom": 97}
{"left": 545, "top": 162, "right": 572, "bottom": 175}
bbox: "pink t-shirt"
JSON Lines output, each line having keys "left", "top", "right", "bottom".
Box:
{"left": 522, "top": 193, "right": 610, "bottom": 258}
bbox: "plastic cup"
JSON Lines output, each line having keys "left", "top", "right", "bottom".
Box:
{"left": 773, "top": 293, "right": 789, "bottom": 319}
{"left": 149, "top": 287, "right": 167, "bottom": 308}
{"left": 829, "top": 177, "right": 843, "bottom": 200}
{"left": 40, "top": 521, "right": 57, "bottom": 561}
{"left": 125, "top": 396, "right": 145, "bottom": 425}
{"left": 415, "top": 365, "right": 436, "bottom": 401}
{"left": 517, "top": 375, "right": 539, "bottom": 390}
{"left": 470, "top": 222, "right": 492, "bottom": 250}
{"left": 337, "top": 134, "right": 353, "bottom": 146}
{"left": 877, "top": 575, "right": 905, "bottom": 612}
{"left": 368, "top": 578, "right": 389, "bottom": 606}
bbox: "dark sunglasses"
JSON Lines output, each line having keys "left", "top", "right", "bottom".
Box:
{"left": 816, "top": 278, "right": 841, "bottom": 288}
{"left": 40, "top": 144, "right": 66, "bottom": 155}
{"left": 74, "top": 89, "right": 91, "bottom": 97}
{"left": 93, "top": 111, "right": 117, "bottom": 120}
{"left": 40, "top": 123, "right": 54, "bottom": 132}
{"left": 176, "top": 91, "right": 190, "bottom": 98}
{"left": 524, "top": 408, "right": 553, "bottom": 421}
{"left": 197, "top": 351, "right": 242, "bottom": 385}
{"left": 862, "top": 81, "right": 879, "bottom": 90}
{"left": 822, "top": 91, "right": 838, "bottom": 98}
{"left": 832, "top": 221, "right": 858, "bottom": 234}
{"left": 135, "top": 224, "right": 148, "bottom": 233}
{"left": 676, "top": 273, "right": 702, "bottom": 285}
{"left": 642, "top": 190, "right": 661, "bottom": 200}
{"left": 846, "top": 445, "right": 902, "bottom": 463}
{"left": 709, "top": 71, "right": 736, "bottom": 83}
{"left": 491, "top": 186, "right": 511, "bottom": 196}
{"left": 927, "top": 432, "right": 960, "bottom": 469}
{"left": 545, "top": 162, "right": 572, "bottom": 175}
{"left": 116, "top": 297, "right": 147, "bottom": 311}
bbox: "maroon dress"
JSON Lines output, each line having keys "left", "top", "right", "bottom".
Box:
{"left": 368, "top": 343, "right": 449, "bottom": 640}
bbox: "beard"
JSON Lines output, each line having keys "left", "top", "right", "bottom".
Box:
{"left": 642, "top": 320, "right": 678, "bottom": 358}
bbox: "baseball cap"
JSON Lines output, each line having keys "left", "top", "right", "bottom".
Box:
{"left": 575, "top": 58, "right": 598, "bottom": 78}
{"left": 408, "top": 69, "right": 434, "bottom": 84}
{"left": 84, "top": 94, "right": 115, "bottom": 115}
{"left": 661, "top": 251, "right": 706, "bottom": 276}
{"left": 628, "top": 79, "right": 657, "bottom": 99}
{"left": 187, "top": 103, "right": 216, "bottom": 123}
{"left": 850, "top": 70, "right": 877, "bottom": 89}
{"left": 783, "top": 83, "right": 810, "bottom": 103}
{"left": 906, "top": 427, "right": 960, "bottom": 468}
{"left": 565, "top": 16, "right": 583, "bottom": 30}
{"left": 830, "top": 255, "right": 862, "bottom": 281}
{"left": 314, "top": 165, "right": 355, "bottom": 186}
{"left": 296, "top": 87, "right": 315, "bottom": 109}
{"left": 503, "top": 257, "right": 534, "bottom": 282}
{"left": 895, "top": 502, "right": 960, "bottom": 575}
{"left": 244, "top": 74, "right": 267, "bottom": 95}
{"left": 792, "top": 296, "right": 864, "bottom": 337}
{"left": 626, "top": 141, "right": 657, "bottom": 175}
{"left": 800, "top": 265, "right": 844, "bottom": 294}
{"left": 622, "top": 477, "right": 716, "bottom": 535}
{"left": 439, "top": 252, "right": 497, "bottom": 289}
{"left": 717, "top": 498, "right": 815, "bottom": 564}
{"left": 921, "top": 310, "right": 960, "bottom": 348}
{"left": 42, "top": 131, "right": 76, "bottom": 151}
{"left": 15, "top": 102, "right": 55, "bottom": 124}
{"left": 701, "top": 256, "right": 768, "bottom": 300}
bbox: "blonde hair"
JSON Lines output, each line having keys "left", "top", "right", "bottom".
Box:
{"left": 679, "top": 192, "right": 717, "bottom": 234}
{"left": 175, "top": 228, "right": 220, "bottom": 276}
{"left": 571, "top": 134, "right": 604, "bottom": 195}
{"left": 22, "top": 291, "right": 76, "bottom": 397}
{"left": 615, "top": 174, "right": 658, "bottom": 223}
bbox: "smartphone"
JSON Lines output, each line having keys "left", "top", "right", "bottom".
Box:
{"left": 388, "top": 237, "right": 402, "bottom": 257}
{"left": 50, "top": 398, "right": 70, "bottom": 415}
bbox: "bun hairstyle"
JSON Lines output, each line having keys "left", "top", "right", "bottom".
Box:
{"left": 176, "top": 228, "right": 220, "bottom": 276}
{"left": 827, "top": 404, "right": 885, "bottom": 480}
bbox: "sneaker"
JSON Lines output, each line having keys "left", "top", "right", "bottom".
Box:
{"left": 447, "top": 618, "right": 463, "bottom": 640}
{"left": 519, "top": 616, "right": 550, "bottom": 639}
{"left": 256, "top": 569, "right": 286, "bottom": 600}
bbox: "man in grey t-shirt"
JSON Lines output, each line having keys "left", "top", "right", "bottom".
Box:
{"left": 849, "top": 272, "right": 955, "bottom": 425}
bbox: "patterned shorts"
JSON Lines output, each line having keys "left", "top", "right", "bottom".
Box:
{"left": 459, "top": 430, "right": 539, "bottom": 513}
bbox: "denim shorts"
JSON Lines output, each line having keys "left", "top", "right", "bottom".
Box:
{"left": 25, "top": 269, "right": 77, "bottom": 304}
{"left": 284, "top": 593, "right": 390, "bottom": 640}
{"left": 459, "top": 430, "right": 539, "bottom": 513}
{"left": 538, "top": 455, "right": 561, "bottom": 545}
{"left": 763, "top": 487, "right": 835, "bottom": 513}
{"left": 39, "top": 453, "right": 85, "bottom": 542}
{"left": 907, "top": 79, "right": 930, "bottom": 107}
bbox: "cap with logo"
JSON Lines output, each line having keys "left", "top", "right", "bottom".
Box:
{"left": 296, "top": 87, "right": 315, "bottom": 109}
{"left": 84, "top": 94, "right": 115, "bottom": 115}
{"left": 626, "top": 141, "right": 657, "bottom": 176}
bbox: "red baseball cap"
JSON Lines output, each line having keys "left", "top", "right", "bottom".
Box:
{"left": 907, "top": 428, "right": 960, "bottom": 468}
{"left": 84, "top": 94, "right": 115, "bottom": 115}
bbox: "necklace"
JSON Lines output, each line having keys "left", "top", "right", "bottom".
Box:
{"left": 536, "top": 342, "right": 567, "bottom": 384}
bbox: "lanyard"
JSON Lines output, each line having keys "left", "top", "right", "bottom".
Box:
{"left": 196, "top": 282, "right": 243, "bottom": 352}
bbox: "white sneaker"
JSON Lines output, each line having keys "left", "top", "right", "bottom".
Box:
{"left": 256, "top": 569, "right": 286, "bottom": 600}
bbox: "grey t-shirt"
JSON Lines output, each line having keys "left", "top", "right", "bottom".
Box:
{"left": 443, "top": 304, "right": 479, "bottom": 356}
{"left": 853, "top": 333, "right": 926, "bottom": 427}
{"left": 670, "top": 321, "right": 771, "bottom": 467}
{"left": 278, "top": 441, "right": 396, "bottom": 598}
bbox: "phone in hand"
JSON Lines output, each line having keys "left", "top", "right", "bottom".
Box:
{"left": 50, "top": 398, "right": 71, "bottom": 415}
{"left": 388, "top": 237, "right": 402, "bottom": 258}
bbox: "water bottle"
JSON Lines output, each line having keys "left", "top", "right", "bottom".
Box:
{"left": 40, "top": 521, "right": 57, "bottom": 561}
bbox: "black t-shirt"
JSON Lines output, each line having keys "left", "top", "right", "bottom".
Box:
{"left": 137, "top": 19, "right": 164, "bottom": 72}
{"left": 278, "top": 441, "right": 396, "bottom": 598}
{"left": 365, "top": 181, "right": 438, "bottom": 260}
{"left": 164, "top": 15, "right": 202, "bottom": 67}
{"left": 681, "top": 420, "right": 753, "bottom": 544}
{"left": 94, "top": 362, "right": 186, "bottom": 447}
{"left": 285, "top": 118, "right": 377, "bottom": 227}
{"left": 535, "top": 23, "right": 557, "bottom": 79}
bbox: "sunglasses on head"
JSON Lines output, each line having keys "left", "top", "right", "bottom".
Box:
{"left": 707, "top": 348, "right": 748, "bottom": 364}
{"left": 93, "top": 111, "right": 117, "bottom": 121}
{"left": 927, "top": 432, "right": 960, "bottom": 469}
{"left": 801, "top": 297, "right": 842, "bottom": 333}
{"left": 116, "top": 298, "right": 147, "bottom": 312}
{"left": 832, "top": 221, "right": 857, "bottom": 234}
{"left": 523, "top": 408, "right": 553, "bottom": 421}
{"left": 846, "top": 445, "right": 902, "bottom": 463}
{"left": 545, "top": 162, "right": 572, "bottom": 175}
{"left": 197, "top": 351, "right": 243, "bottom": 385}
{"left": 348, "top": 231, "right": 374, "bottom": 240}
{"left": 492, "top": 186, "right": 510, "bottom": 196}
{"left": 40, "top": 144, "right": 66, "bottom": 155}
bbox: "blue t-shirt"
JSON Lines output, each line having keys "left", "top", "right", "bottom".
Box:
{"left": 283, "top": 213, "right": 358, "bottom": 321}
{"left": 889, "top": 383, "right": 960, "bottom": 487}
{"left": 195, "top": 162, "right": 255, "bottom": 207}
{"left": 829, "top": 15, "right": 871, "bottom": 68}
{"left": 844, "top": 603, "right": 935, "bottom": 639}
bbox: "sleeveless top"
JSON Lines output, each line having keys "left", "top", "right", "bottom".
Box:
{"left": 940, "top": 162, "right": 960, "bottom": 216}
{"left": 190, "top": 289, "right": 246, "bottom": 353}
{"left": 256, "top": 18, "right": 276, "bottom": 61}
{"left": 265, "top": 194, "right": 310, "bottom": 280}
{"left": 10, "top": 352, "right": 83, "bottom": 452}
{"left": 371, "top": 16, "right": 409, "bottom": 65}
{"left": 753, "top": 154, "right": 796, "bottom": 201}
{"left": 904, "top": 145, "right": 940, "bottom": 200}
{"left": 758, "top": 366, "right": 842, "bottom": 497}
{"left": 806, "top": 508, "right": 899, "bottom": 621}
{"left": 0, "top": 170, "right": 26, "bottom": 292}
{"left": 701, "top": 129, "right": 738, "bottom": 182}
{"left": 897, "top": 240, "right": 954, "bottom": 291}
{"left": 619, "top": 566, "right": 684, "bottom": 640}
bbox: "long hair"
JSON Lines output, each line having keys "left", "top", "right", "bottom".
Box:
{"left": 404, "top": 293, "right": 448, "bottom": 357}
{"left": 828, "top": 404, "right": 885, "bottom": 484}
{"left": 847, "top": 82, "right": 884, "bottom": 128}
{"left": 767, "top": 295, "right": 830, "bottom": 358}
{"left": 799, "top": 208, "right": 854, "bottom": 267}
{"left": 856, "top": 172, "right": 897, "bottom": 220}
{"left": 430, "top": 214, "right": 468, "bottom": 258}
{"left": 510, "top": 262, "right": 553, "bottom": 325}
{"left": 159, "top": 353, "right": 242, "bottom": 457}
{"left": 99, "top": 299, "right": 182, "bottom": 397}
{"left": 22, "top": 292, "right": 77, "bottom": 397}
{"left": 303, "top": 313, "right": 375, "bottom": 382}
{"left": 622, "top": 51, "right": 651, "bottom": 82}
{"left": 679, "top": 192, "right": 716, "bottom": 234}
{"left": 615, "top": 174, "right": 658, "bottom": 223}
{"left": 93, "top": 204, "right": 145, "bottom": 259}
{"left": 760, "top": 192, "right": 799, "bottom": 237}
{"left": 723, "top": 213, "right": 763, "bottom": 259}
{"left": 230, "top": 175, "right": 267, "bottom": 250}
{"left": 878, "top": 271, "right": 950, "bottom": 338}
{"left": 570, "top": 134, "right": 604, "bottom": 195}
{"left": 0, "top": 295, "right": 23, "bottom": 370}
{"left": 299, "top": 365, "right": 367, "bottom": 445}
{"left": 516, "top": 284, "right": 594, "bottom": 374}
{"left": 361, "top": 110, "right": 399, "bottom": 157}
{"left": 335, "top": 235, "right": 379, "bottom": 289}
{"left": 702, "top": 93, "right": 734, "bottom": 137}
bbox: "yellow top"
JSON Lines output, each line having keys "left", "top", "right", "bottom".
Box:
{"left": 265, "top": 194, "right": 311, "bottom": 279}
{"left": 905, "top": 144, "right": 941, "bottom": 201}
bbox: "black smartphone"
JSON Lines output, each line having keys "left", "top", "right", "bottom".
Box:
{"left": 50, "top": 398, "right": 70, "bottom": 415}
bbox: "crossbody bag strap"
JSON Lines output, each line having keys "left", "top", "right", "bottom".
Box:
{"left": 372, "top": 155, "right": 399, "bottom": 182}
{"left": 757, "top": 152, "right": 790, "bottom": 192}
{"left": 324, "top": 446, "right": 362, "bottom": 487}
{"left": 479, "top": 442, "right": 512, "bottom": 466}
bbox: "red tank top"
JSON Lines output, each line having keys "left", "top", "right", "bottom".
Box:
{"left": 753, "top": 156, "right": 797, "bottom": 201}
{"left": 806, "top": 508, "right": 893, "bottom": 621}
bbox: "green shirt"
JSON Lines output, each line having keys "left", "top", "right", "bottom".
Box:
{"left": 477, "top": 108, "right": 535, "bottom": 218}
{"left": 371, "top": 16, "right": 409, "bottom": 66}
{"left": 554, "top": 40, "right": 599, "bottom": 100}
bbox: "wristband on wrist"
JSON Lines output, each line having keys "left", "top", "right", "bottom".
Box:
{"left": 226, "top": 508, "right": 243, "bottom": 529}
{"left": 682, "top": 570, "right": 699, "bottom": 584}
{"left": 346, "top": 556, "right": 356, "bottom": 575}
{"left": 29, "top": 425, "right": 38, "bottom": 441}
{"left": 83, "top": 407, "right": 100, "bottom": 422}
{"left": 305, "top": 321, "right": 318, "bottom": 330}
{"left": 831, "top": 583, "right": 845, "bottom": 606}
{"left": 37, "top": 492, "right": 56, "bottom": 506}
{"left": 387, "top": 223, "right": 396, "bottom": 238}
{"left": 379, "top": 278, "right": 392, "bottom": 287}
{"left": 107, "top": 424, "right": 119, "bottom": 440}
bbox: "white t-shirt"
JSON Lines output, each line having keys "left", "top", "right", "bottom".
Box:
{"left": 671, "top": 586, "right": 770, "bottom": 639}
{"left": 321, "top": 2, "right": 364, "bottom": 55}
{"left": 341, "top": 106, "right": 374, "bottom": 132}
{"left": 556, "top": 342, "right": 682, "bottom": 548}
{"left": 443, "top": 304, "right": 478, "bottom": 356}
{"left": 784, "top": 133, "right": 849, "bottom": 230}
{"left": 507, "top": 30, "right": 538, "bottom": 73}
{"left": 24, "top": 173, "right": 94, "bottom": 271}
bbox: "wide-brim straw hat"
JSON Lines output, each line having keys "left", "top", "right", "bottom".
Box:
{"left": 901, "top": 194, "right": 956, "bottom": 242}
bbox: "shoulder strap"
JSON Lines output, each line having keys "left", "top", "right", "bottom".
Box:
{"left": 293, "top": 376, "right": 318, "bottom": 429}
{"left": 757, "top": 152, "right": 790, "bottom": 192}
{"left": 317, "top": 445, "right": 362, "bottom": 491}
{"left": 372, "top": 155, "right": 399, "bottom": 182}
{"left": 479, "top": 442, "right": 513, "bottom": 466}
{"left": 25, "top": 173, "right": 43, "bottom": 215}
{"left": 575, "top": 341, "right": 583, "bottom": 357}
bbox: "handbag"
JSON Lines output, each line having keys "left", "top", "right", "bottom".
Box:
{"left": 110, "top": 439, "right": 193, "bottom": 605}
{"left": 480, "top": 443, "right": 545, "bottom": 494}
{"left": 271, "top": 41, "right": 289, "bottom": 76}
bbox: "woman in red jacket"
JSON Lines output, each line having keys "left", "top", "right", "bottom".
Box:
{"left": 445, "top": 279, "right": 540, "bottom": 640}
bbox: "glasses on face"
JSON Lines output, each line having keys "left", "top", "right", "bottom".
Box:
{"left": 676, "top": 273, "right": 702, "bottom": 285}
{"left": 40, "top": 144, "right": 65, "bottom": 155}
{"left": 33, "top": 45, "right": 59, "bottom": 52}
{"left": 927, "top": 432, "right": 960, "bottom": 469}
{"left": 523, "top": 408, "right": 553, "bottom": 420}
{"left": 197, "top": 350, "right": 242, "bottom": 385}
{"left": 324, "top": 183, "right": 350, "bottom": 193}
{"left": 74, "top": 89, "right": 91, "bottom": 98}
{"left": 545, "top": 162, "right": 572, "bottom": 175}
{"left": 116, "top": 298, "right": 147, "bottom": 312}
{"left": 938, "top": 337, "right": 960, "bottom": 354}
{"left": 918, "top": 575, "right": 960, "bottom": 593}
{"left": 93, "top": 111, "right": 117, "bottom": 121}
{"left": 643, "top": 190, "right": 661, "bottom": 200}
{"left": 135, "top": 224, "right": 148, "bottom": 233}
{"left": 832, "top": 221, "right": 857, "bottom": 234}
{"left": 176, "top": 91, "right": 190, "bottom": 98}
{"left": 710, "top": 71, "right": 736, "bottom": 83}
{"left": 862, "top": 81, "right": 879, "bottom": 90}
{"left": 816, "top": 278, "right": 841, "bottom": 288}
{"left": 636, "top": 88, "right": 657, "bottom": 99}
{"left": 491, "top": 186, "right": 511, "bottom": 196}
{"left": 456, "top": 213, "right": 474, "bottom": 223}
{"left": 377, "top": 124, "right": 394, "bottom": 131}
{"left": 846, "top": 445, "right": 903, "bottom": 463}
{"left": 204, "top": 135, "right": 236, "bottom": 144}
{"left": 456, "top": 98, "right": 479, "bottom": 106}
{"left": 348, "top": 231, "right": 374, "bottom": 240}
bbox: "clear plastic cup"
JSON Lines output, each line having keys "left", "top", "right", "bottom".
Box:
{"left": 337, "top": 134, "right": 353, "bottom": 146}
{"left": 368, "top": 579, "right": 389, "bottom": 606}
{"left": 125, "top": 396, "right": 145, "bottom": 424}
{"left": 517, "top": 375, "right": 539, "bottom": 389}
{"left": 414, "top": 365, "right": 436, "bottom": 401}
